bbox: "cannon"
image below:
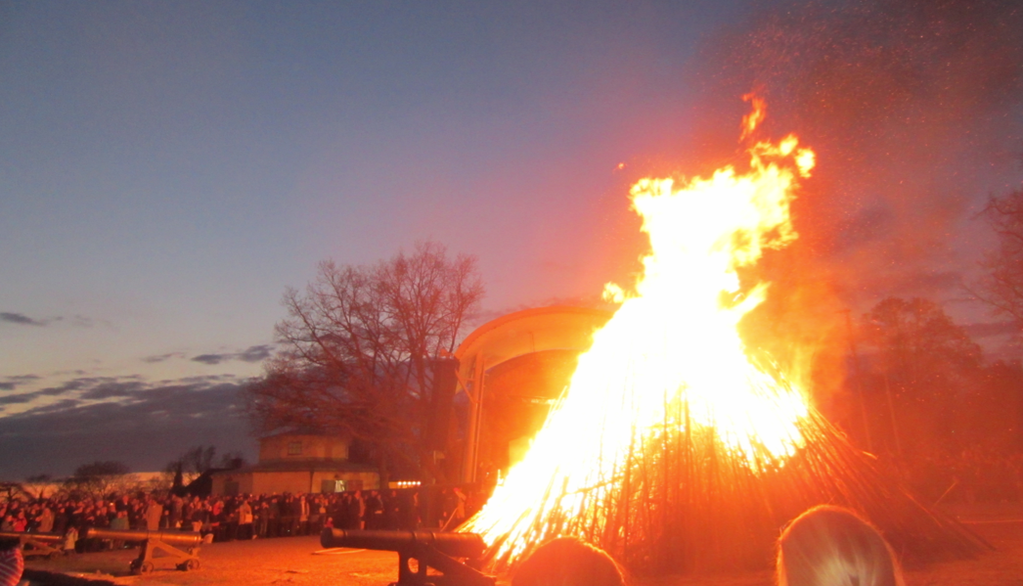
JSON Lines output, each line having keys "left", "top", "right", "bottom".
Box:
{"left": 321, "top": 529, "right": 495, "bottom": 586}
{"left": 0, "top": 532, "right": 65, "bottom": 559}
{"left": 85, "top": 528, "right": 202, "bottom": 574}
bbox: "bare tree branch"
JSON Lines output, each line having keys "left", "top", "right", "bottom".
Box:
{"left": 975, "top": 189, "right": 1023, "bottom": 326}
{"left": 246, "top": 241, "right": 484, "bottom": 482}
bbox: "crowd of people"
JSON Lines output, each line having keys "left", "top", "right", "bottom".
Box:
{"left": 0, "top": 486, "right": 474, "bottom": 551}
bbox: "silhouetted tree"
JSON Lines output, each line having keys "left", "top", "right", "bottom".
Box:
{"left": 218, "top": 451, "right": 247, "bottom": 469}
{"left": 74, "top": 460, "right": 130, "bottom": 478}
{"left": 65, "top": 460, "right": 133, "bottom": 497}
{"left": 859, "top": 297, "right": 982, "bottom": 456}
{"left": 166, "top": 445, "right": 219, "bottom": 485}
{"left": 976, "top": 188, "right": 1023, "bottom": 325}
{"left": 247, "top": 241, "right": 484, "bottom": 483}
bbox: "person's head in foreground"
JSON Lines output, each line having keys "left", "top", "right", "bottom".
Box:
{"left": 777, "top": 505, "right": 905, "bottom": 586}
{"left": 512, "top": 537, "right": 625, "bottom": 586}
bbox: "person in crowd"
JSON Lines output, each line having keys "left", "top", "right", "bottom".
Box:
{"left": 776, "top": 505, "right": 904, "bottom": 586}
{"left": 297, "top": 494, "right": 310, "bottom": 536}
{"left": 237, "top": 498, "right": 254, "bottom": 540}
{"left": 364, "top": 491, "right": 383, "bottom": 530}
{"left": 268, "top": 496, "right": 281, "bottom": 537}
{"left": 279, "top": 494, "right": 294, "bottom": 537}
{"left": 347, "top": 491, "right": 364, "bottom": 530}
{"left": 382, "top": 490, "right": 399, "bottom": 530}
{"left": 10, "top": 512, "right": 26, "bottom": 533}
{"left": 144, "top": 496, "right": 163, "bottom": 531}
{"left": 512, "top": 537, "right": 626, "bottom": 586}
{"left": 35, "top": 503, "right": 54, "bottom": 534}
{"left": 168, "top": 493, "right": 183, "bottom": 529}
{"left": 309, "top": 495, "right": 326, "bottom": 535}
{"left": 450, "top": 487, "right": 467, "bottom": 527}
{"left": 255, "top": 499, "right": 269, "bottom": 538}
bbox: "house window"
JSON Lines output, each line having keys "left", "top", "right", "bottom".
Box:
{"left": 287, "top": 441, "right": 302, "bottom": 456}
{"left": 321, "top": 479, "right": 347, "bottom": 493}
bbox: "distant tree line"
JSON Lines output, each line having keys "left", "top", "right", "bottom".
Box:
{"left": 824, "top": 186, "right": 1023, "bottom": 466}
{"left": 15, "top": 445, "right": 246, "bottom": 498}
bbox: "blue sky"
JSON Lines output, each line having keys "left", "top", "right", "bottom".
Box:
{"left": 1, "top": 0, "right": 1020, "bottom": 479}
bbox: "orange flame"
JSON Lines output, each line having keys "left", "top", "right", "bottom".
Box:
{"left": 740, "top": 93, "right": 766, "bottom": 140}
{"left": 462, "top": 99, "right": 816, "bottom": 568}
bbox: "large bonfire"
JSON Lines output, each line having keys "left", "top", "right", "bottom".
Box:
{"left": 460, "top": 98, "right": 986, "bottom": 574}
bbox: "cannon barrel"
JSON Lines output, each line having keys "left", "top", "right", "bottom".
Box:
{"left": 85, "top": 528, "right": 202, "bottom": 546}
{"left": 0, "top": 532, "right": 63, "bottom": 543}
{"left": 320, "top": 529, "right": 486, "bottom": 558}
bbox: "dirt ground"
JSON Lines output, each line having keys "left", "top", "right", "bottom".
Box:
{"left": 21, "top": 503, "right": 1023, "bottom": 586}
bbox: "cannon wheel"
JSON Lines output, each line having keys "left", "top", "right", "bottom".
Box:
{"left": 140, "top": 561, "right": 155, "bottom": 574}
{"left": 177, "top": 559, "right": 200, "bottom": 571}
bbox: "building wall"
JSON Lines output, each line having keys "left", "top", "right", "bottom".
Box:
{"left": 211, "top": 470, "right": 380, "bottom": 496}
{"left": 252, "top": 471, "right": 315, "bottom": 494}
{"left": 312, "top": 471, "right": 380, "bottom": 493}
{"left": 210, "top": 433, "right": 378, "bottom": 496}
{"left": 258, "top": 434, "right": 350, "bottom": 462}
{"left": 211, "top": 472, "right": 254, "bottom": 496}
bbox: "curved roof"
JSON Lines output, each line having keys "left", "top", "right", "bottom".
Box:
{"left": 454, "top": 306, "right": 613, "bottom": 382}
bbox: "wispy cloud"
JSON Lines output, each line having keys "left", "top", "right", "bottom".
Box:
{"left": 48, "top": 315, "right": 99, "bottom": 328}
{"left": 0, "top": 312, "right": 45, "bottom": 326}
{"left": 191, "top": 344, "right": 274, "bottom": 365}
{"left": 0, "top": 312, "right": 103, "bottom": 328}
{"left": 237, "top": 345, "right": 274, "bottom": 363}
{"left": 0, "top": 394, "right": 41, "bottom": 406}
{"left": 141, "top": 352, "right": 186, "bottom": 364}
{"left": 0, "top": 375, "right": 41, "bottom": 391}
{"left": 0, "top": 376, "right": 255, "bottom": 479}
{"left": 191, "top": 354, "right": 228, "bottom": 365}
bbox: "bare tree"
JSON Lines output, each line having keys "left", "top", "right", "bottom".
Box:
{"left": 247, "top": 241, "right": 484, "bottom": 483}
{"left": 64, "top": 460, "right": 136, "bottom": 498}
{"left": 976, "top": 188, "right": 1023, "bottom": 324}
{"left": 166, "top": 445, "right": 219, "bottom": 485}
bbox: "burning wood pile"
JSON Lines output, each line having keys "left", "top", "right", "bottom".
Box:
{"left": 460, "top": 98, "right": 988, "bottom": 574}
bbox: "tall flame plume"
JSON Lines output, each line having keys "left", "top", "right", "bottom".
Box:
{"left": 462, "top": 98, "right": 817, "bottom": 570}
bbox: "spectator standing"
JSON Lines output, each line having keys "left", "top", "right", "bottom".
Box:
{"left": 36, "top": 505, "right": 54, "bottom": 534}
{"left": 144, "top": 497, "right": 163, "bottom": 532}
{"left": 168, "top": 494, "right": 183, "bottom": 529}
{"left": 279, "top": 495, "right": 294, "bottom": 537}
{"left": 365, "top": 491, "right": 383, "bottom": 530}
{"left": 268, "top": 497, "right": 280, "bottom": 537}
{"left": 237, "top": 499, "right": 254, "bottom": 540}
{"left": 255, "top": 500, "right": 269, "bottom": 538}
{"left": 298, "top": 495, "right": 310, "bottom": 536}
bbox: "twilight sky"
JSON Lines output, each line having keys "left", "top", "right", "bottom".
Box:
{"left": 2, "top": 0, "right": 1021, "bottom": 479}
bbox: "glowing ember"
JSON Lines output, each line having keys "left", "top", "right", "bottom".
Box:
{"left": 461, "top": 97, "right": 816, "bottom": 569}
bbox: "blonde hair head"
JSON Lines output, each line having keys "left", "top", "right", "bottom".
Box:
{"left": 512, "top": 537, "right": 625, "bottom": 586}
{"left": 777, "top": 505, "right": 904, "bottom": 586}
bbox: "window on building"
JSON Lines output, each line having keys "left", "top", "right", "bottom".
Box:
{"left": 287, "top": 441, "right": 302, "bottom": 456}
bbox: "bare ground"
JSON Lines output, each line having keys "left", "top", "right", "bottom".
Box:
{"left": 21, "top": 504, "right": 1023, "bottom": 586}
